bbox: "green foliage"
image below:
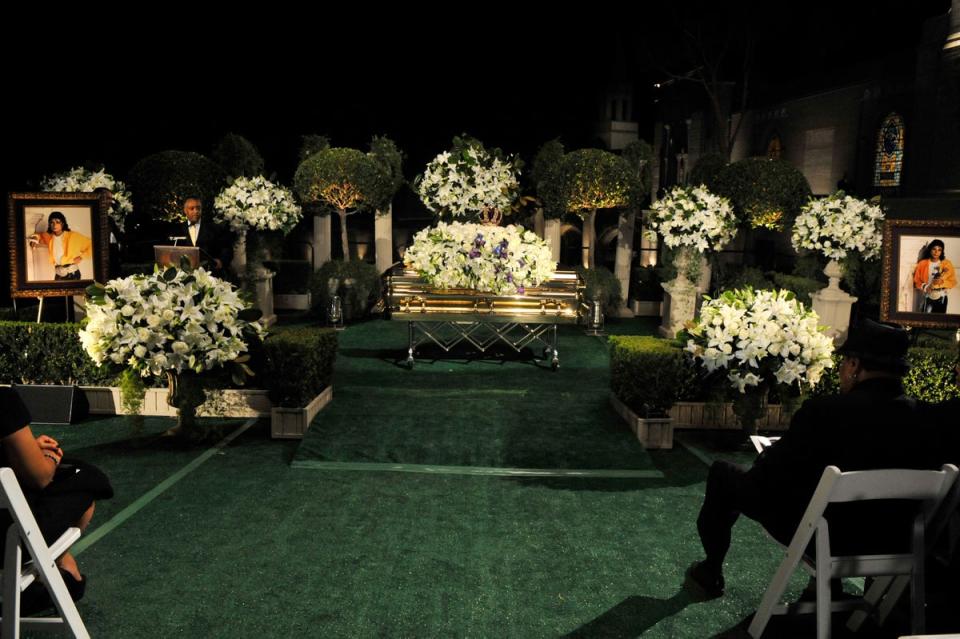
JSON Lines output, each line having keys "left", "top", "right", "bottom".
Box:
{"left": 688, "top": 153, "right": 728, "bottom": 192}
{"left": 904, "top": 348, "right": 960, "bottom": 402}
{"left": 769, "top": 273, "right": 824, "bottom": 307}
{"left": 0, "top": 321, "right": 117, "bottom": 386}
{"left": 621, "top": 140, "right": 654, "bottom": 209}
{"left": 118, "top": 368, "right": 146, "bottom": 431}
{"left": 367, "top": 135, "right": 405, "bottom": 211}
{"left": 714, "top": 265, "right": 773, "bottom": 294}
{"left": 299, "top": 135, "right": 331, "bottom": 163}
{"left": 127, "top": 150, "right": 227, "bottom": 224}
{"left": 293, "top": 147, "right": 383, "bottom": 214}
{"left": 309, "top": 260, "right": 383, "bottom": 320}
{"left": 576, "top": 266, "right": 622, "bottom": 308}
{"left": 841, "top": 252, "right": 882, "bottom": 306}
{"left": 560, "top": 149, "right": 636, "bottom": 217}
{"left": 609, "top": 336, "right": 698, "bottom": 416}
{"left": 212, "top": 133, "right": 265, "bottom": 179}
{"left": 265, "top": 259, "right": 312, "bottom": 294}
{"left": 793, "top": 252, "right": 828, "bottom": 281}
{"left": 261, "top": 327, "right": 337, "bottom": 407}
{"left": 714, "top": 157, "right": 812, "bottom": 229}
{"left": 531, "top": 139, "right": 567, "bottom": 219}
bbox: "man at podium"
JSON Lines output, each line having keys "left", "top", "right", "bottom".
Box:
{"left": 173, "top": 195, "right": 232, "bottom": 273}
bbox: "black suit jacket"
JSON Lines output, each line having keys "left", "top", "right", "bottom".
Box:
{"left": 182, "top": 221, "right": 232, "bottom": 272}
{"left": 747, "top": 378, "right": 933, "bottom": 553}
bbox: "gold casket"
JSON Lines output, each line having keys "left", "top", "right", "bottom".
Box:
{"left": 386, "top": 269, "right": 584, "bottom": 369}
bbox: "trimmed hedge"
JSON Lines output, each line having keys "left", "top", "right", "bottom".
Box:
{"left": 0, "top": 321, "right": 116, "bottom": 386}
{"left": 610, "top": 335, "right": 698, "bottom": 417}
{"left": 261, "top": 327, "right": 337, "bottom": 407}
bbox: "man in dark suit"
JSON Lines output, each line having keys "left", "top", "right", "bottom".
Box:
{"left": 180, "top": 195, "right": 231, "bottom": 273}
{"left": 685, "top": 319, "right": 930, "bottom": 599}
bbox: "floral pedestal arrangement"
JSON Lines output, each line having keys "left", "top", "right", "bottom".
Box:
{"left": 792, "top": 190, "right": 884, "bottom": 343}
{"left": 646, "top": 185, "right": 736, "bottom": 338}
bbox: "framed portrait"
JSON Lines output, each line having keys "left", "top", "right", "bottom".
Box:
{"left": 7, "top": 192, "right": 110, "bottom": 298}
{"left": 880, "top": 219, "right": 960, "bottom": 329}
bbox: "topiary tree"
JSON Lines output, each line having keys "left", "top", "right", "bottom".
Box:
{"left": 687, "top": 152, "right": 728, "bottom": 192}
{"left": 560, "top": 149, "right": 636, "bottom": 268}
{"left": 367, "top": 135, "right": 405, "bottom": 212}
{"left": 293, "top": 148, "right": 383, "bottom": 262}
{"left": 212, "top": 133, "right": 264, "bottom": 180}
{"left": 126, "top": 151, "right": 227, "bottom": 260}
{"left": 714, "top": 157, "right": 812, "bottom": 230}
{"left": 299, "top": 134, "right": 331, "bottom": 163}
{"left": 531, "top": 139, "right": 567, "bottom": 220}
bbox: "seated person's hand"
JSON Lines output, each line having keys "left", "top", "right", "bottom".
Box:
{"left": 36, "top": 434, "right": 63, "bottom": 465}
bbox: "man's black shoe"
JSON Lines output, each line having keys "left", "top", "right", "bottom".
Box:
{"left": 684, "top": 561, "right": 725, "bottom": 600}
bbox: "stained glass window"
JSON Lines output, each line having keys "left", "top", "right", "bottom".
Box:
{"left": 766, "top": 135, "right": 782, "bottom": 160}
{"left": 873, "top": 113, "right": 904, "bottom": 187}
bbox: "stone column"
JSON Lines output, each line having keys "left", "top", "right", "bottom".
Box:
{"left": 544, "top": 218, "right": 562, "bottom": 264}
{"left": 811, "top": 259, "right": 857, "bottom": 343}
{"left": 612, "top": 210, "right": 635, "bottom": 317}
{"left": 659, "top": 251, "right": 699, "bottom": 338}
{"left": 313, "top": 214, "right": 332, "bottom": 270}
{"left": 232, "top": 233, "right": 247, "bottom": 277}
{"left": 533, "top": 208, "right": 545, "bottom": 239}
{"left": 374, "top": 203, "right": 394, "bottom": 274}
{"left": 251, "top": 265, "right": 277, "bottom": 327}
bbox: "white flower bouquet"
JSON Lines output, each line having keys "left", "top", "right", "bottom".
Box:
{"left": 415, "top": 137, "right": 520, "bottom": 222}
{"left": 791, "top": 191, "right": 885, "bottom": 261}
{"left": 646, "top": 184, "right": 737, "bottom": 253}
{"left": 41, "top": 166, "right": 134, "bottom": 231}
{"left": 80, "top": 265, "right": 265, "bottom": 378}
{"left": 213, "top": 175, "right": 302, "bottom": 235}
{"left": 685, "top": 288, "right": 835, "bottom": 394}
{"left": 404, "top": 221, "right": 556, "bottom": 295}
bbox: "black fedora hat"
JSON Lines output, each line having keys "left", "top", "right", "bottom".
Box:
{"left": 837, "top": 319, "right": 910, "bottom": 371}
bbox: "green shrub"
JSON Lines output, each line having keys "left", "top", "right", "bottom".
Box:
{"left": 610, "top": 336, "right": 698, "bottom": 417}
{"left": 905, "top": 348, "right": 960, "bottom": 402}
{"left": 576, "top": 266, "right": 622, "bottom": 309}
{"left": 715, "top": 266, "right": 773, "bottom": 294}
{"left": 714, "top": 157, "right": 812, "bottom": 229}
{"left": 769, "top": 273, "right": 824, "bottom": 307}
{"left": 0, "top": 321, "right": 117, "bottom": 386}
{"left": 265, "top": 259, "right": 312, "bottom": 294}
{"left": 212, "top": 133, "right": 264, "bottom": 179}
{"left": 309, "top": 260, "right": 382, "bottom": 320}
{"left": 261, "top": 327, "right": 337, "bottom": 407}
{"left": 687, "top": 153, "right": 728, "bottom": 192}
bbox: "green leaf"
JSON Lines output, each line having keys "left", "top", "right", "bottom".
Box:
{"left": 237, "top": 308, "right": 262, "bottom": 322}
{"left": 163, "top": 267, "right": 177, "bottom": 282}
{"left": 234, "top": 354, "right": 250, "bottom": 363}
{"left": 179, "top": 255, "right": 194, "bottom": 271}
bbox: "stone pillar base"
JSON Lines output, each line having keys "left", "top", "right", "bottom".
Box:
{"left": 659, "top": 276, "right": 698, "bottom": 339}
{"left": 811, "top": 259, "right": 857, "bottom": 343}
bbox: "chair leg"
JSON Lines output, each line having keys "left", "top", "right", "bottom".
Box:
{"left": 2, "top": 526, "right": 23, "bottom": 639}
{"left": 748, "top": 551, "right": 803, "bottom": 637}
{"left": 847, "top": 575, "right": 896, "bottom": 632}
{"left": 816, "top": 523, "right": 832, "bottom": 639}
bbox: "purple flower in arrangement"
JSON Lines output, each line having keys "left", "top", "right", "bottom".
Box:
{"left": 518, "top": 258, "right": 526, "bottom": 268}
{"left": 474, "top": 233, "right": 485, "bottom": 247}
{"left": 468, "top": 249, "right": 481, "bottom": 258}
{"left": 506, "top": 272, "right": 514, "bottom": 283}
{"left": 517, "top": 286, "right": 525, "bottom": 294}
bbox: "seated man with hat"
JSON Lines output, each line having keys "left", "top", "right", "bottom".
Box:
{"left": 685, "top": 319, "right": 931, "bottom": 599}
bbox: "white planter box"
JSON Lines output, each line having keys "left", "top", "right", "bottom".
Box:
{"left": 609, "top": 393, "right": 674, "bottom": 449}
{"left": 274, "top": 292, "right": 311, "bottom": 310}
{"left": 271, "top": 386, "right": 333, "bottom": 439}
{"left": 668, "top": 401, "right": 791, "bottom": 431}
{"left": 81, "top": 386, "right": 272, "bottom": 418}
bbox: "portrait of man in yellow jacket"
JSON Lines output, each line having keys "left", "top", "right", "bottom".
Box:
{"left": 912, "top": 238, "right": 956, "bottom": 314}
{"left": 29, "top": 211, "right": 93, "bottom": 280}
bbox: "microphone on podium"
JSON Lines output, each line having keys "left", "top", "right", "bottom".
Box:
{"left": 168, "top": 236, "right": 188, "bottom": 246}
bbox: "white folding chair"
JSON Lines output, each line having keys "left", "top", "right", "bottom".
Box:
{"left": 747, "top": 464, "right": 959, "bottom": 639}
{"left": 0, "top": 467, "right": 89, "bottom": 638}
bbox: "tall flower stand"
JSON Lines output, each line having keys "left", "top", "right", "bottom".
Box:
{"left": 659, "top": 251, "right": 700, "bottom": 338}
{"left": 811, "top": 259, "right": 857, "bottom": 343}
{"left": 544, "top": 218, "right": 562, "bottom": 264}
{"left": 233, "top": 233, "right": 276, "bottom": 327}
{"left": 612, "top": 211, "right": 636, "bottom": 318}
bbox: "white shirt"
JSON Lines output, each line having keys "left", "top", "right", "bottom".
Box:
{"left": 52, "top": 234, "right": 65, "bottom": 264}
{"left": 189, "top": 222, "right": 200, "bottom": 245}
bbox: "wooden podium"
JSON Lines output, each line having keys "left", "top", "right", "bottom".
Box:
{"left": 154, "top": 245, "right": 200, "bottom": 269}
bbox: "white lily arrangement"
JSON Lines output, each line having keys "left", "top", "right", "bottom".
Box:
{"left": 685, "top": 288, "right": 835, "bottom": 393}
{"left": 791, "top": 191, "right": 885, "bottom": 261}
{"left": 404, "top": 221, "right": 556, "bottom": 295}
{"left": 415, "top": 138, "right": 520, "bottom": 222}
{"left": 41, "top": 166, "right": 134, "bottom": 232}
{"left": 80, "top": 264, "right": 265, "bottom": 378}
{"left": 646, "top": 184, "right": 737, "bottom": 253}
{"left": 213, "top": 175, "right": 302, "bottom": 235}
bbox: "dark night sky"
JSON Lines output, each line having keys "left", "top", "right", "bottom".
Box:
{"left": 1, "top": 2, "right": 952, "bottom": 196}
